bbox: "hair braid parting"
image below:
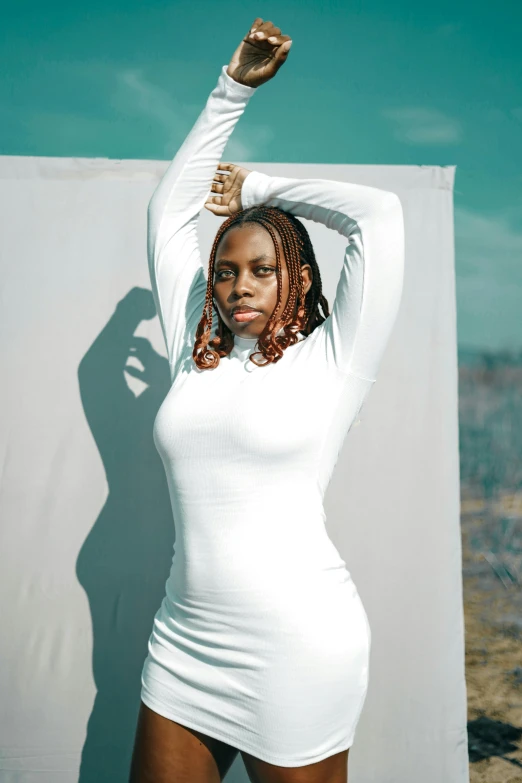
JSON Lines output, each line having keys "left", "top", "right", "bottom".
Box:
{"left": 193, "top": 205, "right": 330, "bottom": 370}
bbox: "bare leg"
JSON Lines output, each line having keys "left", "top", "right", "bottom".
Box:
{"left": 241, "top": 747, "right": 349, "bottom": 783}
{"left": 129, "top": 700, "right": 240, "bottom": 783}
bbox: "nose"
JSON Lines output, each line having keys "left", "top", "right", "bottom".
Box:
{"left": 232, "top": 269, "right": 255, "bottom": 297}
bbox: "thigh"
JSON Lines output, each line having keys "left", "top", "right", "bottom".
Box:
{"left": 241, "top": 747, "right": 349, "bottom": 783}
{"left": 129, "top": 700, "right": 240, "bottom": 783}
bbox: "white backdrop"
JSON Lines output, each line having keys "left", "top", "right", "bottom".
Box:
{"left": 0, "top": 156, "right": 468, "bottom": 783}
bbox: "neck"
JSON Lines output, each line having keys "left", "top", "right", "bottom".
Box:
{"left": 232, "top": 327, "right": 305, "bottom": 346}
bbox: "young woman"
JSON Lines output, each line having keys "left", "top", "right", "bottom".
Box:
{"left": 130, "top": 17, "right": 404, "bottom": 783}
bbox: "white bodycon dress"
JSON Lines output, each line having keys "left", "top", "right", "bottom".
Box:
{"left": 140, "top": 64, "right": 405, "bottom": 767}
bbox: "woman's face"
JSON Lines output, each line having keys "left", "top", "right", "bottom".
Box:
{"left": 212, "top": 223, "right": 312, "bottom": 340}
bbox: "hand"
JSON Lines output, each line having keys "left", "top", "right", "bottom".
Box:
{"left": 126, "top": 336, "right": 170, "bottom": 386}
{"left": 227, "top": 18, "right": 292, "bottom": 88}
{"left": 204, "top": 162, "right": 252, "bottom": 217}
{"left": 116, "top": 286, "right": 157, "bottom": 320}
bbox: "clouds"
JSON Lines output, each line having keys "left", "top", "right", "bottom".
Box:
{"left": 455, "top": 205, "right": 522, "bottom": 348}
{"left": 115, "top": 68, "right": 195, "bottom": 152}
{"left": 114, "top": 66, "right": 274, "bottom": 161}
{"left": 456, "top": 206, "right": 522, "bottom": 264}
{"left": 382, "top": 107, "right": 462, "bottom": 145}
{"left": 225, "top": 125, "right": 275, "bottom": 163}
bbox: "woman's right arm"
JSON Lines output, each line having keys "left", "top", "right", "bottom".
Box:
{"left": 147, "top": 67, "right": 256, "bottom": 381}
{"left": 147, "top": 18, "right": 292, "bottom": 381}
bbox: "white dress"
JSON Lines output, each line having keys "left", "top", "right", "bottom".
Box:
{"left": 140, "top": 64, "right": 405, "bottom": 767}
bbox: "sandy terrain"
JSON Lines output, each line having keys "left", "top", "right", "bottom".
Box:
{"left": 462, "top": 491, "right": 522, "bottom": 782}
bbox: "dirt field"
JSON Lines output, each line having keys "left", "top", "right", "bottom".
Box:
{"left": 458, "top": 351, "right": 522, "bottom": 780}
{"left": 462, "top": 491, "right": 522, "bottom": 782}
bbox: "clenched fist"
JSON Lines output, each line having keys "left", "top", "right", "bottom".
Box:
{"left": 227, "top": 18, "right": 292, "bottom": 88}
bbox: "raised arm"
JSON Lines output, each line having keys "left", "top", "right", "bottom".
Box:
{"left": 238, "top": 171, "right": 405, "bottom": 380}
{"left": 147, "top": 70, "right": 255, "bottom": 380}
{"left": 147, "top": 18, "right": 292, "bottom": 381}
{"left": 207, "top": 165, "right": 404, "bottom": 381}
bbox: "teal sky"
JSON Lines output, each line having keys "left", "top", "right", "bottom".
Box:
{"left": 2, "top": 0, "right": 521, "bottom": 350}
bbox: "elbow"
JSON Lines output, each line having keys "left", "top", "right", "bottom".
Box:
{"left": 374, "top": 190, "right": 404, "bottom": 237}
{"left": 379, "top": 190, "right": 403, "bottom": 218}
{"left": 147, "top": 193, "right": 160, "bottom": 225}
{"left": 360, "top": 188, "right": 403, "bottom": 228}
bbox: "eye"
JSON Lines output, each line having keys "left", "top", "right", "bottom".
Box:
{"left": 257, "top": 266, "right": 275, "bottom": 275}
{"left": 216, "top": 270, "right": 233, "bottom": 279}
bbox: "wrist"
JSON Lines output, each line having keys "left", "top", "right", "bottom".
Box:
{"left": 241, "top": 170, "right": 271, "bottom": 210}
{"left": 222, "top": 65, "right": 257, "bottom": 95}
{"left": 225, "top": 65, "right": 242, "bottom": 84}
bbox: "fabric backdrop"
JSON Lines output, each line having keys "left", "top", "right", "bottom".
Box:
{"left": 0, "top": 156, "right": 467, "bottom": 783}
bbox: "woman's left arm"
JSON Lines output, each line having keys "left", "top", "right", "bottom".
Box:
{"left": 240, "top": 171, "right": 405, "bottom": 381}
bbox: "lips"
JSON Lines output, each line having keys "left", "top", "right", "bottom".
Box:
{"left": 232, "top": 305, "right": 260, "bottom": 314}
{"left": 232, "top": 308, "right": 261, "bottom": 323}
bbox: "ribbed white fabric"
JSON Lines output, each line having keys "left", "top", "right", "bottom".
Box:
{"left": 140, "top": 65, "right": 405, "bottom": 767}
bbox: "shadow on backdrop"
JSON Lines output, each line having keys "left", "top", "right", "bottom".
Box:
{"left": 75, "top": 287, "right": 174, "bottom": 782}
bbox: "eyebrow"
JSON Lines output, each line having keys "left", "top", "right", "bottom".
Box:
{"left": 215, "top": 254, "right": 274, "bottom": 268}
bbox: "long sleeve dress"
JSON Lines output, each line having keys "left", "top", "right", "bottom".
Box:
{"left": 140, "top": 64, "right": 405, "bottom": 767}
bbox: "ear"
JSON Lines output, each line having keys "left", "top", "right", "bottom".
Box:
{"left": 300, "top": 264, "right": 313, "bottom": 296}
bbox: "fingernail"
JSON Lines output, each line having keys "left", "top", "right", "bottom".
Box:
{"left": 283, "top": 40, "right": 292, "bottom": 51}
{"left": 268, "top": 36, "right": 277, "bottom": 42}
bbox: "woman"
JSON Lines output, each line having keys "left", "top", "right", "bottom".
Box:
{"left": 130, "top": 17, "right": 404, "bottom": 783}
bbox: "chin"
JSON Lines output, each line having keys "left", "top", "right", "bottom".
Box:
{"left": 227, "top": 317, "right": 266, "bottom": 339}
{"left": 232, "top": 326, "right": 261, "bottom": 339}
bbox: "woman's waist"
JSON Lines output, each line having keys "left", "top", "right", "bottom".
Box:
{"left": 169, "top": 490, "right": 329, "bottom": 544}
{"left": 167, "top": 529, "right": 350, "bottom": 605}
{"left": 173, "top": 512, "right": 345, "bottom": 565}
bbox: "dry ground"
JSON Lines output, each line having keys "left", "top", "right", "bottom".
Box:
{"left": 462, "top": 491, "right": 522, "bottom": 782}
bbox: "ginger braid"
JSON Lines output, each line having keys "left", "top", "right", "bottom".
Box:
{"left": 193, "top": 205, "right": 330, "bottom": 370}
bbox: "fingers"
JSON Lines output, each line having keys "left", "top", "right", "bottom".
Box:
{"left": 252, "top": 21, "right": 280, "bottom": 41}
{"left": 129, "top": 336, "right": 152, "bottom": 356}
{"left": 248, "top": 17, "right": 263, "bottom": 34}
{"left": 272, "top": 37, "right": 293, "bottom": 65}
{"left": 205, "top": 188, "right": 231, "bottom": 217}
{"left": 267, "top": 34, "right": 291, "bottom": 46}
{"left": 246, "top": 20, "right": 290, "bottom": 49}
{"left": 124, "top": 365, "right": 145, "bottom": 380}
{"left": 211, "top": 165, "right": 232, "bottom": 193}
{"left": 209, "top": 164, "right": 232, "bottom": 200}
{"left": 214, "top": 163, "right": 233, "bottom": 175}
{"left": 204, "top": 201, "right": 231, "bottom": 217}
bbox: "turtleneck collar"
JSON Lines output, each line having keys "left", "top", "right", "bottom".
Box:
{"left": 234, "top": 334, "right": 259, "bottom": 346}
{"left": 230, "top": 334, "right": 260, "bottom": 361}
{"left": 230, "top": 329, "right": 306, "bottom": 357}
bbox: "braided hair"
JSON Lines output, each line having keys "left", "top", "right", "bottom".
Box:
{"left": 193, "top": 205, "right": 330, "bottom": 369}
